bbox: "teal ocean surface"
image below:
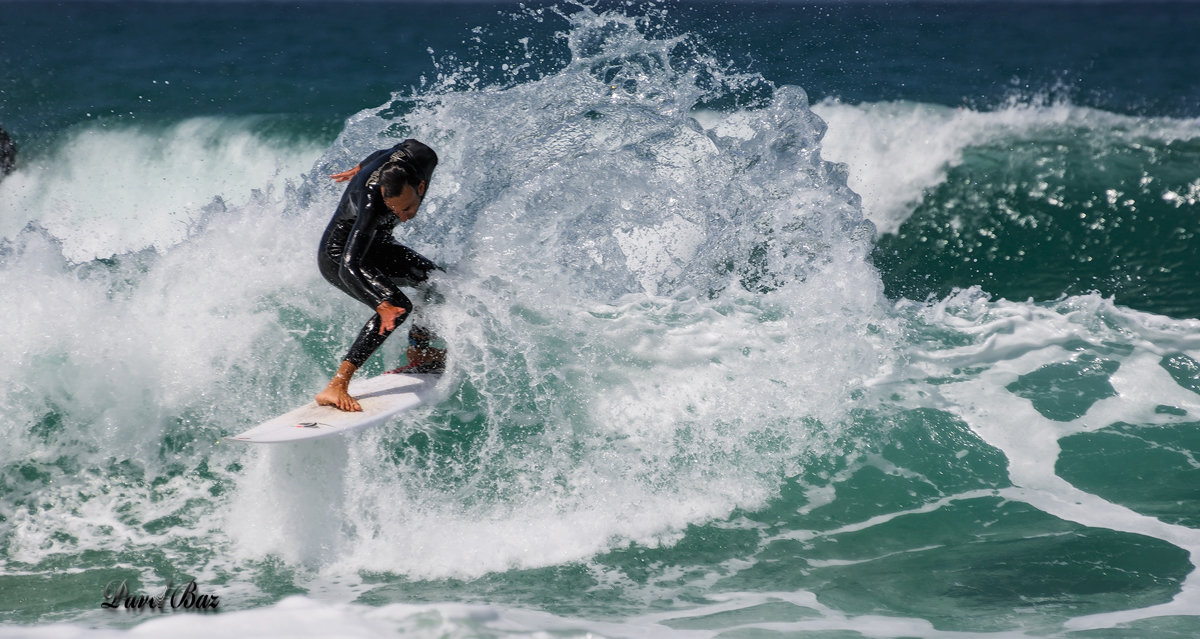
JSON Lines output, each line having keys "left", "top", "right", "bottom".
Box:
{"left": 2, "top": 1, "right": 1200, "bottom": 637}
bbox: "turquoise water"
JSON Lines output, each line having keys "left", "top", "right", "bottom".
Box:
{"left": 2, "top": 2, "right": 1199, "bottom": 637}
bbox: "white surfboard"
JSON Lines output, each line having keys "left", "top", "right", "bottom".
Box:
{"left": 229, "top": 372, "right": 441, "bottom": 443}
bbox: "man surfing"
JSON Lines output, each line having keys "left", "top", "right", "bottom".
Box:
{"left": 315, "top": 139, "right": 445, "bottom": 412}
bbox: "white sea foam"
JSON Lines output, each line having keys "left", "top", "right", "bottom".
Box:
{"left": 0, "top": 122, "right": 341, "bottom": 565}
{"left": 0, "top": 592, "right": 1056, "bottom": 639}
{"left": 0, "top": 117, "right": 325, "bottom": 262}
{"left": 888, "top": 289, "right": 1200, "bottom": 630}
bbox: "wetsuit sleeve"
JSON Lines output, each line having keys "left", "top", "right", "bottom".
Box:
{"left": 337, "top": 190, "right": 409, "bottom": 309}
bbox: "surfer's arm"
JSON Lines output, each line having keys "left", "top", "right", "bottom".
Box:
{"left": 330, "top": 166, "right": 359, "bottom": 182}
{"left": 330, "top": 147, "right": 396, "bottom": 182}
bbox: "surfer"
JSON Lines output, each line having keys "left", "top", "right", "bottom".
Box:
{"left": 315, "top": 139, "right": 445, "bottom": 412}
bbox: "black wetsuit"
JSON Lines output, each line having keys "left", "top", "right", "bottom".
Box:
{"left": 318, "top": 139, "right": 440, "bottom": 368}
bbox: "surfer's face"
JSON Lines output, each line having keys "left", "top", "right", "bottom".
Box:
{"left": 383, "top": 182, "right": 424, "bottom": 222}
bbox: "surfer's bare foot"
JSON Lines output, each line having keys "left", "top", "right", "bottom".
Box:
{"left": 316, "top": 386, "right": 361, "bottom": 412}
{"left": 317, "top": 360, "right": 362, "bottom": 412}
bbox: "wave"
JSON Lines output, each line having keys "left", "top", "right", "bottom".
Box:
{"left": 814, "top": 97, "right": 1200, "bottom": 235}
{"left": 814, "top": 98, "right": 1200, "bottom": 317}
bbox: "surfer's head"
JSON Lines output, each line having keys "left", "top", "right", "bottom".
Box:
{"left": 377, "top": 160, "right": 422, "bottom": 197}
{"left": 379, "top": 161, "right": 426, "bottom": 222}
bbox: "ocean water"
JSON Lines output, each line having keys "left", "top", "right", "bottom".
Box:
{"left": 2, "top": 1, "right": 1199, "bottom": 637}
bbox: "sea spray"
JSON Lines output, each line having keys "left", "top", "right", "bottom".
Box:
{"left": 226, "top": 3, "right": 894, "bottom": 579}
{"left": 0, "top": 117, "right": 326, "bottom": 261}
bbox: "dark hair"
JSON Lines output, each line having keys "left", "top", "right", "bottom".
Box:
{"left": 377, "top": 160, "right": 422, "bottom": 198}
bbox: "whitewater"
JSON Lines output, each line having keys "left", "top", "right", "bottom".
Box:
{"left": 2, "top": 2, "right": 1199, "bottom": 637}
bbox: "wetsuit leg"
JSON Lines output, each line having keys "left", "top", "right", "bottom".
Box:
{"left": 343, "top": 315, "right": 393, "bottom": 368}
{"left": 321, "top": 240, "right": 441, "bottom": 367}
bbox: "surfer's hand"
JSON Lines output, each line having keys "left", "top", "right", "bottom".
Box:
{"left": 376, "top": 301, "right": 407, "bottom": 335}
{"left": 330, "top": 165, "right": 361, "bottom": 182}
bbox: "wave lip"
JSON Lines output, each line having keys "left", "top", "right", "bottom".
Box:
{"left": 817, "top": 98, "right": 1200, "bottom": 316}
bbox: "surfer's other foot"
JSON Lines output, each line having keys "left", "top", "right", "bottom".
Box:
{"left": 316, "top": 387, "right": 362, "bottom": 412}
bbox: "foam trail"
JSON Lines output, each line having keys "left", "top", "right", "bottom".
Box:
{"left": 0, "top": 594, "right": 1048, "bottom": 639}
{"left": 894, "top": 290, "right": 1200, "bottom": 630}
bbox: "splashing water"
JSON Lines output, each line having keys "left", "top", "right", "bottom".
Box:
{"left": 228, "top": 2, "right": 893, "bottom": 579}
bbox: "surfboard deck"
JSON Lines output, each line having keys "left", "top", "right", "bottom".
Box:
{"left": 229, "top": 372, "right": 441, "bottom": 443}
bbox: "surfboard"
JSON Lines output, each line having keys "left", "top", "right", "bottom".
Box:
{"left": 229, "top": 372, "right": 440, "bottom": 443}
